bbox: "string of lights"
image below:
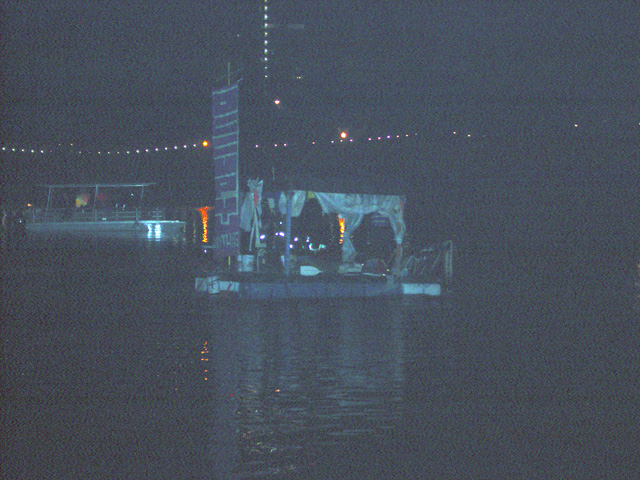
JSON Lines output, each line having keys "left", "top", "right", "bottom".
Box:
{"left": 2, "top": 121, "right": 637, "bottom": 156}
{"left": 0, "top": 140, "right": 210, "bottom": 156}
{"left": 0, "top": 132, "right": 435, "bottom": 156}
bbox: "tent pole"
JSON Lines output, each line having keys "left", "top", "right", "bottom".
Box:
{"left": 284, "top": 191, "right": 292, "bottom": 276}
{"left": 139, "top": 185, "right": 145, "bottom": 221}
{"left": 94, "top": 184, "right": 99, "bottom": 209}
{"left": 93, "top": 184, "right": 99, "bottom": 221}
{"left": 45, "top": 186, "right": 53, "bottom": 218}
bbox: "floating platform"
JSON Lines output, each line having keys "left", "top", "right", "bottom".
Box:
{"left": 195, "top": 272, "right": 442, "bottom": 300}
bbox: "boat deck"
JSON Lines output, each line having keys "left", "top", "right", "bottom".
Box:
{"left": 195, "top": 271, "right": 442, "bottom": 300}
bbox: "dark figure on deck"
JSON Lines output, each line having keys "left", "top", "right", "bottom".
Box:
{"left": 10, "top": 210, "right": 27, "bottom": 241}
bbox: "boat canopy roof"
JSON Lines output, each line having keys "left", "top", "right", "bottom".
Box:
{"left": 41, "top": 183, "right": 156, "bottom": 189}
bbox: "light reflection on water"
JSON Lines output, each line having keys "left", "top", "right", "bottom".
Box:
{"left": 206, "top": 300, "right": 412, "bottom": 478}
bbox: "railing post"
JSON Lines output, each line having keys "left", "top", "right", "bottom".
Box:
{"left": 284, "top": 191, "right": 292, "bottom": 276}
{"left": 444, "top": 240, "right": 453, "bottom": 285}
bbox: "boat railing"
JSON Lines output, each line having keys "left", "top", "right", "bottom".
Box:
{"left": 27, "top": 207, "right": 168, "bottom": 223}
{"left": 393, "top": 240, "right": 454, "bottom": 285}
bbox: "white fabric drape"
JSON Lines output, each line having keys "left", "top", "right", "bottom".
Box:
{"left": 276, "top": 191, "right": 406, "bottom": 262}
{"left": 239, "top": 179, "right": 263, "bottom": 251}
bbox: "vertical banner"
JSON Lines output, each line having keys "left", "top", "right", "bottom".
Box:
{"left": 212, "top": 83, "right": 240, "bottom": 257}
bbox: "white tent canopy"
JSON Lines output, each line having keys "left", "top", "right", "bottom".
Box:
{"left": 274, "top": 190, "right": 405, "bottom": 262}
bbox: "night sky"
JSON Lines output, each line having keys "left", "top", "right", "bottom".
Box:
{"left": 1, "top": 1, "right": 639, "bottom": 215}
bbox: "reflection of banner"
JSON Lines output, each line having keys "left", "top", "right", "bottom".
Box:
{"left": 212, "top": 83, "right": 240, "bottom": 257}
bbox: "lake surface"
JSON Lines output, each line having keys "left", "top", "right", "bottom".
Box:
{"left": 2, "top": 233, "right": 639, "bottom": 479}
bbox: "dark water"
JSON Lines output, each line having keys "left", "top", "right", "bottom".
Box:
{"left": 2, "top": 234, "right": 639, "bottom": 479}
